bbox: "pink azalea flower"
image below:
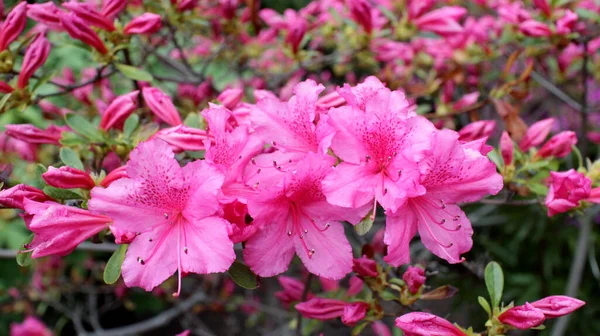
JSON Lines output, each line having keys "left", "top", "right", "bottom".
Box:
{"left": 10, "top": 316, "right": 53, "bottom": 336}
{"left": 413, "top": 6, "right": 467, "bottom": 37}
{"left": 531, "top": 295, "right": 585, "bottom": 318}
{"left": 323, "top": 77, "right": 435, "bottom": 214}
{"left": 384, "top": 130, "right": 503, "bottom": 265}
{"left": 23, "top": 200, "right": 112, "bottom": 258}
{"left": 341, "top": 302, "right": 369, "bottom": 326}
{"left": 353, "top": 255, "right": 378, "bottom": 277}
{"left": 545, "top": 169, "right": 591, "bottom": 217}
{"left": 519, "top": 118, "right": 555, "bottom": 151}
{"left": 395, "top": 312, "right": 466, "bottom": 336}
{"left": 498, "top": 302, "right": 546, "bottom": 330}
{"left": 457, "top": 120, "right": 496, "bottom": 142}
{"left": 519, "top": 20, "right": 552, "bottom": 37}
{"left": 555, "top": 10, "right": 577, "bottom": 35}
{"left": 0, "top": 184, "right": 50, "bottom": 210}
{"left": 244, "top": 153, "right": 368, "bottom": 279}
{"left": 89, "top": 139, "right": 235, "bottom": 296}
{"left": 17, "top": 34, "right": 51, "bottom": 90}
{"left": 536, "top": 131, "right": 577, "bottom": 158}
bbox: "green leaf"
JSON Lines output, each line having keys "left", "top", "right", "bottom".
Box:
{"left": 355, "top": 211, "right": 374, "bottom": 236}
{"left": 478, "top": 296, "right": 492, "bottom": 316}
{"left": 527, "top": 182, "right": 549, "bottom": 196}
{"left": 60, "top": 132, "right": 89, "bottom": 146}
{"left": 116, "top": 63, "right": 154, "bottom": 82}
{"left": 228, "top": 261, "right": 259, "bottom": 290}
{"left": 32, "top": 70, "right": 59, "bottom": 93}
{"left": 16, "top": 234, "right": 34, "bottom": 267}
{"left": 104, "top": 244, "right": 127, "bottom": 284}
{"left": 487, "top": 149, "right": 503, "bottom": 169}
{"left": 183, "top": 113, "right": 201, "bottom": 129}
{"left": 65, "top": 114, "right": 104, "bottom": 143}
{"left": 379, "top": 290, "right": 398, "bottom": 301}
{"left": 484, "top": 261, "right": 504, "bottom": 308}
{"left": 0, "top": 93, "right": 12, "bottom": 111}
{"left": 43, "top": 186, "right": 84, "bottom": 200}
{"left": 123, "top": 113, "right": 139, "bottom": 139}
{"left": 352, "top": 321, "right": 370, "bottom": 336}
{"left": 60, "top": 147, "right": 84, "bottom": 170}
{"left": 32, "top": 164, "right": 48, "bottom": 189}
{"left": 576, "top": 8, "right": 600, "bottom": 23}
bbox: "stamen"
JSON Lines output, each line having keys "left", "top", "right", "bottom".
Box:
{"left": 173, "top": 221, "right": 183, "bottom": 298}
{"left": 370, "top": 197, "right": 377, "bottom": 220}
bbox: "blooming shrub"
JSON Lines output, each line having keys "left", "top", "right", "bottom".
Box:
{"left": 0, "top": 0, "right": 598, "bottom": 334}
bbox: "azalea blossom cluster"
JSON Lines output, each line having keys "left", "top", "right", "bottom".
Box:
{"left": 0, "top": 0, "right": 598, "bottom": 334}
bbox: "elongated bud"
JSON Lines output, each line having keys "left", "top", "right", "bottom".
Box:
{"left": 533, "top": 0, "right": 551, "bottom": 17}
{"left": 101, "top": 0, "right": 127, "bottom": 21}
{"left": 545, "top": 170, "right": 591, "bottom": 217}
{"left": 142, "top": 87, "right": 182, "bottom": 126}
{"left": 124, "top": 13, "right": 162, "bottom": 35}
{"left": 531, "top": 295, "right": 585, "bottom": 318}
{"left": 413, "top": 6, "right": 467, "bottom": 37}
{"left": 352, "top": 255, "right": 378, "bottom": 277}
{"left": 498, "top": 302, "right": 546, "bottom": 330}
{"left": 100, "top": 166, "right": 128, "bottom": 187}
{"left": 58, "top": 12, "right": 108, "bottom": 54}
{"left": 0, "top": 80, "right": 13, "bottom": 93}
{"left": 283, "top": 9, "right": 307, "bottom": 54}
{"left": 395, "top": 312, "right": 467, "bottom": 336}
{"left": 17, "top": 35, "right": 51, "bottom": 89}
{"left": 174, "top": 0, "right": 198, "bottom": 12}
{"left": 0, "top": 2, "right": 27, "bottom": 51}
{"left": 536, "top": 131, "right": 577, "bottom": 158}
{"left": 500, "top": 131, "right": 513, "bottom": 165}
{"left": 217, "top": 88, "right": 243, "bottom": 110}
{"left": 347, "top": 276, "right": 364, "bottom": 296}
{"left": 519, "top": 20, "right": 552, "bottom": 37}
{"left": 519, "top": 118, "right": 554, "bottom": 151}
{"left": 295, "top": 297, "right": 346, "bottom": 320}
{"left": 100, "top": 91, "right": 139, "bottom": 130}
{"left": 62, "top": 1, "right": 116, "bottom": 32}
{"left": 347, "top": 0, "right": 373, "bottom": 34}
{"left": 458, "top": 120, "right": 496, "bottom": 142}
{"left": 27, "top": 3, "right": 63, "bottom": 31}
{"left": 43, "top": 166, "right": 96, "bottom": 189}
{"left": 341, "top": 302, "right": 369, "bottom": 326}
{"left": 275, "top": 275, "right": 313, "bottom": 307}
{"left": 151, "top": 125, "right": 208, "bottom": 152}
{"left": 453, "top": 92, "right": 479, "bottom": 111}
{"left": 0, "top": 184, "right": 50, "bottom": 210}
{"left": 4, "top": 124, "right": 63, "bottom": 145}
{"left": 402, "top": 266, "right": 426, "bottom": 294}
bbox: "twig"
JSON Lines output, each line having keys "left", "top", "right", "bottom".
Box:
{"left": 88, "top": 291, "right": 104, "bottom": 332}
{"left": 85, "top": 291, "right": 207, "bottom": 336}
{"left": 37, "top": 66, "right": 114, "bottom": 100}
{"left": 0, "top": 242, "right": 118, "bottom": 259}
{"left": 295, "top": 273, "right": 313, "bottom": 336}
{"left": 530, "top": 71, "right": 582, "bottom": 112}
{"left": 476, "top": 198, "right": 540, "bottom": 206}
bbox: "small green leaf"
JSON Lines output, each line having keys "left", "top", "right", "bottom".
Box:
{"left": 0, "top": 93, "right": 12, "bottom": 111}
{"left": 32, "top": 70, "right": 59, "bottom": 93}
{"left": 16, "top": 234, "right": 34, "bottom": 267}
{"left": 484, "top": 261, "right": 504, "bottom": 308}
{"left": 60, "top": 132, "right": 89, "bottom": 146}
{"left": 478, "top": 296, "right": 492, "bottom": 316}
{"left": 228, "top": 261, "right": 259, "bottom": 290}
{"left": 379, "top": 290, "right": 398, "bottom": 301}
{"left": 355, "top": 212, "right": 374, "bottom": 236}
{"left": 32, "top": 164, "right": 47, "bottom": 189}
{"left": 183, "top": 113, "right": 201, "bottom": 129}
{"left": 576, "top": 8, "right": 600, "bottom": 23}
{"left": 104, "top": 244, "right": 127, "bottom": 284}
{"left": 60, "top": 147, "right": 84, "bottom": 170}
{"left": 123, "top": 113, "right": 139, "bottom": 139}
{"left": 116, "top": 63, "right": 153, "bottom": 82}
{"left": 527, "top": 182, "right": 549, "bottom": 196}
{"left": 487, "top": 149, "right": 503, "bottom": 169}
{"left": 65, "top": 114, "right": 104, "bottom": 143}
{"left": 352, "top": 321, "right": 370, "bottom": 336}
{"left": 43, "top": 186, "right": 83, "bottom": 200}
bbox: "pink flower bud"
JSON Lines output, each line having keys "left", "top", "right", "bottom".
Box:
{"left": 536, "top": 131, "right": 577, "bottom": 158}
{"left": 217, "top": 88, "right": 244, "bottom": 110}
{"left": 142, "top": 87, "right": 182, "bottom": 126}
{"left": 10, "top": 316, "right": 52, "bottom": 336}
{"left": 275, "top": 276, "right": 313, "bottom": 307}
{"left": 347, "top": 276, "right": 364, "bottom": 296}
{"left": 100, "top": 166, "right": 128, "bottom": 187}
{"left": 352, "top": 255, "right": 378, "bottom": 277}
{"left": 295, "top": 297, "right": 346, "bottom": 320}
{"left": 498, "top": 303, "right": 546, "bottom": 330}
{"left": 0, "top": 2, "right": 27, "bottom": 51}
{"left": 4, "top": 124, "right": 63, "bottom": 145}
{"left": 545, "top": 169, "right": 591, "bottom": 217}
{"left": 0, "top": 184, "right": 50, "bottom": 210}
{"left": 408, "top": 0, "right": 434, "bottom": 20}
{"left": 101, "top": 0, "right": 127, "bottom": 21}
{"left": 519, "top": 20, "right": 552, "bottom": 37}
{"left": 42, "top": 166, "right": 96, "bottom": 189}
{"left": 62, "top": 1, "right": 115, "bottom": 31}
{"left": 0, "top": 80, "right": 13, "bottom": 93}
{"left": 283, "top": 9, "right": 307, "bottom": 54}
{"left": 372, "top": 321, "right": 392, "bottom": 336}
{"left": 403, "top": 266, "right": 426, "bottom": 294}
{"left": 458, "top": 120, "right": 496, "bottom": 142}
{"left": 395, "top": 312, "right": 467, "bottom": 336}
{"left": 341, "top": 302, "right": 369, "bottom": 326}
{"left": 58, "top": 12, "right": 108, "bottom": 54}
{"left": 556, "top": 10, "right": 577, "bottom": 35}
{"left": 152, "top": 125, "right": 208, "bottom": 153}
{"left": 109, "top": 225, "right": 137, "bottom": 244}
{"left": 500, "top": 131, "right": 513, "bottom": 165}
{"left": 413, "top": 6, "right": 467, "bottom": 37}
{"left": 124, "top": 13, "right": 162, "bottom": 35}
{"left": 23, "top": 200, "right": 112, "bottom": 258}
{"left": 175, "top": 0, "right": 198, "bottom": 12}
{"left": 453, "top": 92, "right": 479, "bottom": 111}
{"left": 319, "top": 277, "right": 340, "bottom": 292}
{"left": 348, "top": 0, "right": 373, "bottom": 34}
{"left": 100, "top": 91, "right": 139, "bottom": 130}
{"left": 17, "top": 35, "right": 51, "bottom": 89}
{"left": 531, "top": 295, "right": 585, "bottom": 318}
{"left": 533, "top": 0, "right": 551, "bottom": 17}
{"left": 519, "top": 118, "right": 554, "bottom": 151}
{"left": 316, "top": 91, "right": 345, "bottom": 112}
{"left": 27, "top": 3, "right": 63, "bottom": 31}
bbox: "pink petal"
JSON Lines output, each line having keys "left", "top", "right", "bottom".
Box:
{"left": 383, "top": 207, "right": 418, "bottom": 266}
{"left": 180, "top": 216, "right": 235, "bottom": 274}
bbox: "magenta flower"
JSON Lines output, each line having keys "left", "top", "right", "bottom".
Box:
{"left": 556, "top": 10, "right": 577, "bottom": 35}
{"left": 533, "top": 0, "right": 551, "bottom": 17}
{"left": 384, "top": 130, "right": 503, "bottom": 265}
{"left": 536, "top": 131, "right": 577, "bottom": 158}
{"left": 100, "top": 166, "right": 127, "bottom": 188}
{"left": 500, "top": 131, "right": 513, "bottom": 165}
{"left": 89, "top": 139, "right": 235, "bottom": 295}
{"left": 27, "top": 3, "right": 63, "bottom": 31}
{"left": 62, "top": 1, "right": 116, "bottom": 32}
{"left": 4, "top": 124, "right": 64, "bottom": 145}
{"left": 275, "top": 275, "right": 313, "bottom": 308}
{"left": 217, "top": 88, "right": 244, "bottom": 110}
{"left": 323, "top": 76, "right": 435, "bottom": 214}
{"left": 244, "top": 153, "right": 368, "bottom": 279}
{"left": 395, "top": 312, "right": 466, "bottom": 336}
{"left": 519, "top": 118, "right": 554, "bottom": 151}
{"left": 17, "top": 34, "right": 51, "bottom": 89}
{"left": 142, "top": 87, "right": 183, "bottom": 126}
{"left": 23, "top": 200, "right": 112, "bottom": 258}
{"left": 402, "top": 266, "right": 426, "bottom": 294}
{"left": 124, "top": 13, "right": 162, "bottom": 35}
{"left": 341, "top": 302, "right": 369, "bottom": 326}
{"left": 531, "top": 295, "right": 585, "bottom": 318}
{"left": 545, "top": 170, "right": 591, "bottom": 217}
{"left": 10, "top": 316, "right": 53, "bottom": 336}
{"left": 58, "top": 12, "right": 108, "bottom": 54}
{"left": 100, "top": 0, "right": 127, "bottom": 20}
{"left": 151, "top": 125, "right": 209, "bottom": 153}
{"left": 347, "top": 0, "right": 373, "bottom": 34}
{"left": 352, "top": 255, "right": 378, "bottom": 277}
{"left": 99, "top": 91, "right": 139, "bottom": 130}
{"left": 498, "top": 302, "right": 546, "bottom": 330}
{"left": 457, "top": 120, "right": 496, "bottom": 142}
{"left": 519, "top": 20, "right": 552, "bottom": 37}
{"left": 42, "top": 166, "right": 96, "bottom": 190}
{"left": 295, "top": 297, "right": 346, "bottom": 320}
{"left": 0, "top": 184, "right": 50, "bottom": 210}
{"left": 0, "top": 2, "right": 28, "bottom": 51}
{"left": 413, "top": 6, "right": 467, "bottom": 37}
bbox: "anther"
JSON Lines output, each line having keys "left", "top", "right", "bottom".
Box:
{"left": 164, "top": 213, "right": 169, "bottom": 219}
{"left": 183, "top": 247, "right": 188, "bottom": 254}
{"left": 287, "top": 231, "right": 292, "bottom": 236}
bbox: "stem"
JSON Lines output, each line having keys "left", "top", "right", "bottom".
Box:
{"left": 295, "top": 273, "right": 313, "bottom": 336}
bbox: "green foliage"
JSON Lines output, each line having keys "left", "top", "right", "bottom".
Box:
{"left": 228, "top": 261, "right": 259, "bottom": 290}
{"left": 104, "top": 244, "right": 127, "bottom": 284}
